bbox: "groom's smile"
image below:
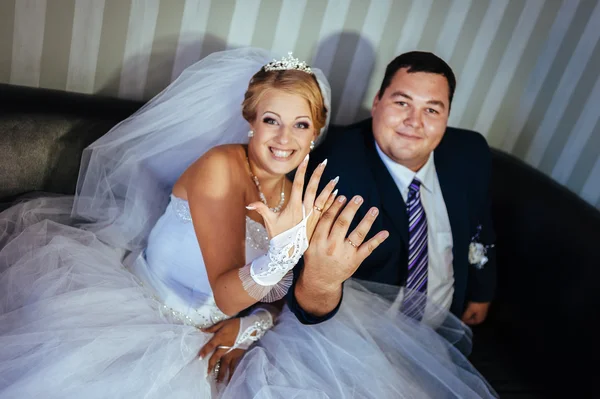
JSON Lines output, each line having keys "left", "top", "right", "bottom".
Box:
{"left": 394, "top": 130, "right": 423, "bottom": 140}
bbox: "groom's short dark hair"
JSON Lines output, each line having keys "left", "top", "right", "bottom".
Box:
{"left": 378, "top": 51, "right": 456, "bottom": 108}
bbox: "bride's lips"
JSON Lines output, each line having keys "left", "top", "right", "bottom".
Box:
{"left": 269, "top": 147, "right": 296, "bottom": 161}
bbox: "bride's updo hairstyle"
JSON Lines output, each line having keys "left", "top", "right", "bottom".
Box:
{"left": 242, "top": 68, "right": 328, "bottom": 135}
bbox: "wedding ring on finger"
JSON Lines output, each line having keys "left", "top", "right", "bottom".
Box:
{"left": 347, "top": 239, "right": 358, "bottom": 248}
{"left": 217, "top": 345, "right": 232, "bottom": 350}
{"left": 314, "top": 205, "right": 323, "bottom": 212}
{"left": 213, "top": 360, "right": 221, "bottom": 378}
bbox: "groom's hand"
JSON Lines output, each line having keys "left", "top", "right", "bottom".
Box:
{"left": 295, "top": 194, "right": 389, "bottom": 317}
{"left": 461, "top": 301, "right": 490, "bottom": 325}
{"left": 305, "top": 194, "right": 389, "bottom": 284}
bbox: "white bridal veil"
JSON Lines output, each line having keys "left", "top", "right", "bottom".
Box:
{"left": 72, "top": 47, "right": 332, "bottom": 250}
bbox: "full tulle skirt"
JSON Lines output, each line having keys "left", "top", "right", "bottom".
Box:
{"left": 0, "top": 197, "right": 496, "bottom": 398}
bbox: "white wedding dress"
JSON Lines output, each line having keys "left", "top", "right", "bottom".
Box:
{"left": 0, "top": 196, "right": 496, "bottom": 399}
{"left": 0, "top": 48, "right": 497, "bottom": 398}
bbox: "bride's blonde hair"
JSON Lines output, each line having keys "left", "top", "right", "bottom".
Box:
{"left": 242, "top": 69, "right": 328, "bottom": 134}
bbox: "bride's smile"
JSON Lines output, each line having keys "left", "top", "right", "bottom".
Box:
{"left": 269, "top": 147, "right": 294, "bottom": 159}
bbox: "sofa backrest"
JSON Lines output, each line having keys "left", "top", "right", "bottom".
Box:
{"left": 490, "top": 147, "right": 600, "bottom": 388}
{"left": 0, "top": 84, "right": 142, "bottom": 202}
{"left": 490, "top": 148, "right": 600, "bottom": 312}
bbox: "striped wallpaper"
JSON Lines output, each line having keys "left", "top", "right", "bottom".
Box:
{"left": 1, "top": 0, "right": 599, "bottom": 209}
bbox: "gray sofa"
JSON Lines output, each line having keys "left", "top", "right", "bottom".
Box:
{"left": 2, "top": 83, "right": 599, "bottom": 398}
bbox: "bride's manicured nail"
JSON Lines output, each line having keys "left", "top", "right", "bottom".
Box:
{"left": 321, "top": 158, "right": 328, "bottom": 167}
{"left": 332, "top": 189, "right": 338, "bottom": 197}
{"left": 337, "top": 196, "right": 346, "bottom": 203}
{"left": 353, "top": 196, "right": 363, "bottom": 204}
{"left": 246, "top": 205, "right": 256, "bottom": 210}
{"left": 304, "top": 154, "right": 309, "bottom": 162}
{"left": 332, "top": 176, "right": 339, "bottom": 184}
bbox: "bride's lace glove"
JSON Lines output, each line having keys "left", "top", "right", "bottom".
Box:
{"left": 229, "top": 304, "right": 277, "bottom": 351}
{"left": 239, "top": 208, "right": 310, "bottom": 302}
{"left": 200, "top": 304, "right": 279, "bottom": 382}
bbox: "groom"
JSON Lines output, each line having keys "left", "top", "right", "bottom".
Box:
{"left": 289, "top": 51, "right": 496, "bottom": 325}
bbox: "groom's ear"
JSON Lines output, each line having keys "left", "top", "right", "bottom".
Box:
{"left": 371, "top": 92, "right": 381, "bottom": 116}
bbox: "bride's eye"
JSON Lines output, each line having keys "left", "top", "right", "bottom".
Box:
{"left": 295, "top": 122, "right": 310, "bottom": 129}
{"left": 263, "top": 117, "right": 278, "bottom": 125}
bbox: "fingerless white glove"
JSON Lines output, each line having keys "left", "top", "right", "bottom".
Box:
{"left": 239, "top": 208, "right": 310, "bottom": 302}
{"left": 228, "top": 306, "right": 276, "bottom": 351}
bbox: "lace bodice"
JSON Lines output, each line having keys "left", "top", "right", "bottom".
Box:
{"left": 132, "top": 195, "right": 269, "bottom": 329}
{"left": 245, "top": 216, "right": 270, "bottom": 255}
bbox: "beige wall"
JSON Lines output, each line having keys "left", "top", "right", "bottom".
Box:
{"left": 1, "top": 0, "right": 599, "bottom": 209}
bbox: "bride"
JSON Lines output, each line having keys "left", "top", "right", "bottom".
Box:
{"left": 0, "top": 47, "right": 496, "bottom": 398}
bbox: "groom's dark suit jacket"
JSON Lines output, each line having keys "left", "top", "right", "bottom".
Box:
{"left": 287, "top": 118, "right": 497, "bottom": 323}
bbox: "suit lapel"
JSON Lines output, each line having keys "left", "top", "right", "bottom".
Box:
{"left": 434, "top": 136, "right": 469, "bottom": 294}
{"left": 363, "top": 128, "right": 409, "bottom": 246}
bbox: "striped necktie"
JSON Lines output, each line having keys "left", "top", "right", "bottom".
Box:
{"left": 406, "top": 178, "right": 428, "bottom": 294}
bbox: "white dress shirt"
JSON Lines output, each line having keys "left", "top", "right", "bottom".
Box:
{"left": 375, "top": 142, "right": 455, "bottom": 314}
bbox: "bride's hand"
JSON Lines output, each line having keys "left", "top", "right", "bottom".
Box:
{"left": 198, "top": 318, "right": 245, "bottom": 382}
{"left": 247, "top": 154, "right": 338, "bottom": 240}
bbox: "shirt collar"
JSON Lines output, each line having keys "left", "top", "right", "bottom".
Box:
{"left": 374, "top": 140, "right": 435, "bottom": 196}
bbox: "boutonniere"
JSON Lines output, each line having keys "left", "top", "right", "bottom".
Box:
{"left": 469, "top": 225, "right": 494, "bottom": 270}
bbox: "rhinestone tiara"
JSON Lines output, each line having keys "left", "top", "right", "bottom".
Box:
{"left": 263, "top": 52, "right": 313, "bottom": 75}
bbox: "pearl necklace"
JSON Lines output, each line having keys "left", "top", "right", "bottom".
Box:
{"left": 247, "top": 157, "right": 286, "bottom": 213}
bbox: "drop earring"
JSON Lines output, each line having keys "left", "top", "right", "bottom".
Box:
{"left": 310, "top": 141, "right": 315, "bottom": 151}
{"left": 248, "top": 130, "right": 254, "bottom": 138}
